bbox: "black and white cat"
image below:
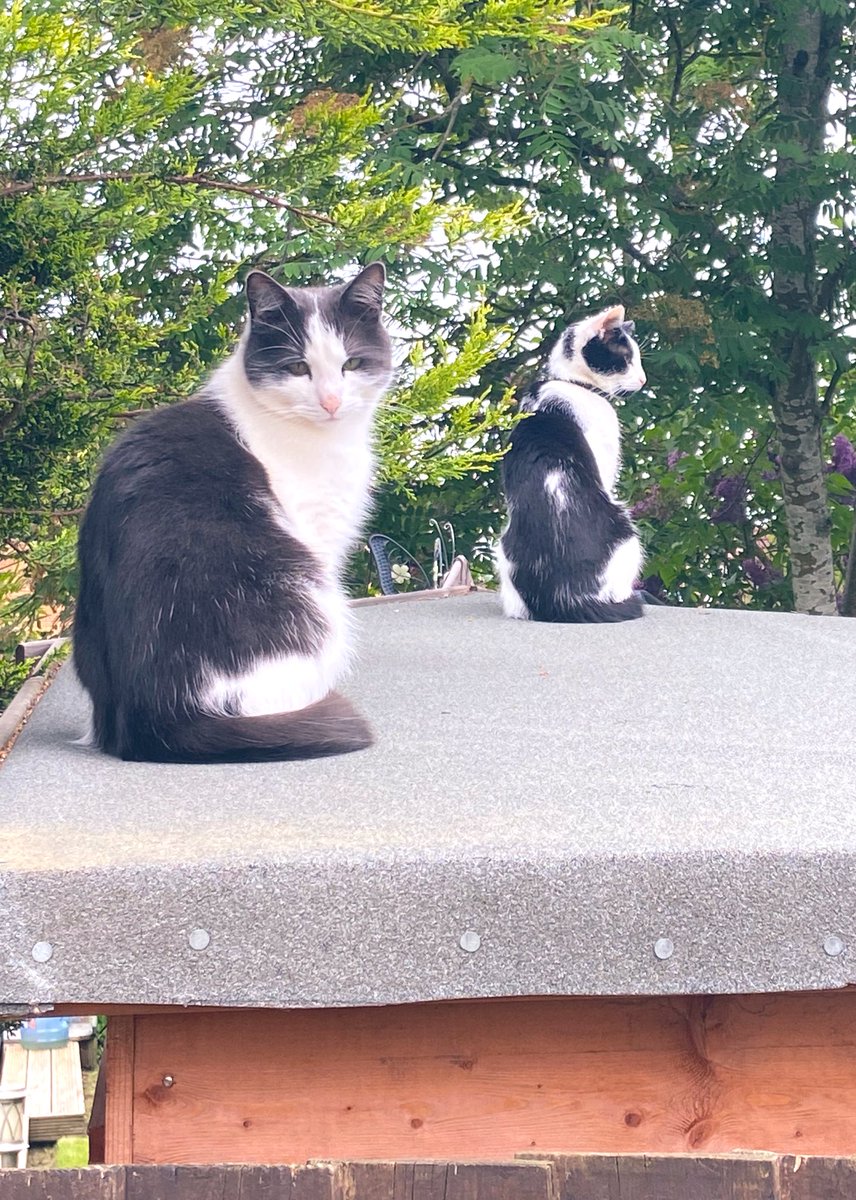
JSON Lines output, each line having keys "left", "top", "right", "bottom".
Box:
{"left": 74, "top": 263, "right": 391, "bottom": 762}
{"left": 497, "top": 304, "right": 645, "bottom": 623}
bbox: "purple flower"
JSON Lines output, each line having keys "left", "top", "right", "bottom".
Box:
{"left": 760, "top": 469, "right": 778, "bottom": 482}
{"left": 830, "top": 434, "right": 856, "bottom": 486}
{"left": 712, "top": 475, "right": 744, "bottom": 501}
{"left": 710, "top": 474, "right": 747, "bottom": 524}
{"left": 742, "top": 557, "right": 782, "bottom": 588}
{"left": 666, "top": 449, "right": 688, "bottom": 470}
{"left": 630, "top": 484, "right": 665, "bottom": 520}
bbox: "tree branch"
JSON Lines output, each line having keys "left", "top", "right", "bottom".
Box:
{"left": 431, "top": 91, "right": 465, "bottom": 161}
{"left": 819, "top": 358, "right": 851, "bottom": 417}
{"left": 0, "top": 172, "right": 335, "bottom": 225}
{"left": 0, "top": 314, "right": 39, "bottom": 438}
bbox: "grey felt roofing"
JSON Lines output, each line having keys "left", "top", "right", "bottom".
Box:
{"left": 1, "top": 589, "right": 855, "bottom": 1011}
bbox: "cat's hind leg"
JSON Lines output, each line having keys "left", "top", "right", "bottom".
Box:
{"left": 496, "top": 539, "right": 530, "bottom": 620}
{"left": 597, "top": 534, "right": 643, "bottom": 603}
{"left": 200, "top": 582, "right": 353, "bottom": 717}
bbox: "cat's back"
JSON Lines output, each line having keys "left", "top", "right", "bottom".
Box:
{"left": 79, "top": 394, "right": 288, "bottom": 589}
{"left": 91, "top": 395, "right": 261, "bottom": 510}
{"left": 503, "top": 389, "right": 601, "bottom": 492}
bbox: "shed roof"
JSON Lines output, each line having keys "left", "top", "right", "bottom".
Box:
{"left": 1, "top": 590, "right": 854, "bottom": 1010}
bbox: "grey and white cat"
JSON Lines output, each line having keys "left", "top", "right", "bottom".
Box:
{"left": 497, "top": 304, "right": 646, "bottom": 623}
{"left": 74, "top": 263, "right": 392, "bottom": 761}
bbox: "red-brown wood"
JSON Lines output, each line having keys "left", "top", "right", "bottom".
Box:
{"left": 104, "top": 1017, "right": 135, "bottom": 1164}
{"left": 99, "top": 991, "right": 856, "bottom": 1165}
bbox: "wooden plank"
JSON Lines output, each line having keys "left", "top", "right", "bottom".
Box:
{"left": 11, "top": 1041, "right": 88, "bottom": 1140}
{"left": 24, "top": 1043, "right": 53, "bottom": 1119}
{"left": 57, "top": 1005, "right": 235, "bottom": 1017}
{"left": 346, "top": 1160, "right": 556, "bottom": 1199}
{"left": 692, "top": 992, "right": 856, "bottom": 1155}
{"left": 104, "top": 1017, "right": 135, "bottom": 1164}
{"left": 123, "top": 1163, "right": 343, "bottom": 1199}
{"left": 0, "top": 1166, "right": 124, "bottom": 1199}
{"left": 350, "top": 585, "right": 474, "bottom": 607}
{"left": 536, "top": 1152, "right": 781, "bottom": 1199}
{"left": 121, "top": 993, "right": 856, "bottom": 1164}
{"left": 26, "top": 1159, "right": 856, "bottom": 1199}
{"left": 0, "top": 675, "right": 46, "bottom": 754}
{"left": 51, "top": 1041, "right": 85, "bottom": 1120}
{"left": 780, "top": 1155, "right": 856, "bottom": 1199}
{"left": 0, "top": 1039, "right": 27, "bottom": 1089}
{"left": 131, "top": 998, "right": 679, "bottom": 1163}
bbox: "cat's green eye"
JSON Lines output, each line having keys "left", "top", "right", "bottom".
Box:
{"left": 342, "top": 357, "right": 362, "bottom": 372}
{"left": 286, "top": 361, "right": 310, "bottom": 377}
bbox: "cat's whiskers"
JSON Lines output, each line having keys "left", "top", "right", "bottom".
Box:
{"left": 252, "top": 317, "right": 302, "bottom": 337}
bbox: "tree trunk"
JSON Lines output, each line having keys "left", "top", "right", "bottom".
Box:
{"left": 772, "top": 340, "right": 837, "bottom": 614}
{"left": 768, "top": 2, "right": 843, "bottom": 615}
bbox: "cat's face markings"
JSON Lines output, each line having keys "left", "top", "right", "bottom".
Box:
{"left": 243, "top": 264, "right": 392, "bottom": 424}
{"left": 548, "top": 304, "right": 646, "bottom": 395}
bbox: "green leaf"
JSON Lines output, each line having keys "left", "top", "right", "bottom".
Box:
{"left": 451, "top": 46, "right": 519, "bottom": 85}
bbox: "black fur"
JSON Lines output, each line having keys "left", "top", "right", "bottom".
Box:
{"left": 74, "top": 396, "right": 372, "bottom": 762}
{"left": 500, "top": 384, "right": 643, "bottom": 624}
{"left": 581, "top": 324, "right": 635, "bottom": 376}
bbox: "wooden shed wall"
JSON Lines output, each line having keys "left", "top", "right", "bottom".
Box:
{"left": 96, "top": 991, "right": 856, "bottom": 1164}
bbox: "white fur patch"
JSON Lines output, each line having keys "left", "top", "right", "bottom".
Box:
{"left": 496, "top": 538, "right": 530, "bottom": 620}
{"left": 544, "top": 469, "right": 568, "bottom": 510}
{"left": 200, "top": 584, "right": 352, "bottom": 716}
{"left": 597, "top": 535, "right": 643, "bottom": 603}
{"left": 625, "top": 339, "right": 646, "bottom": 392}
{"left": 303, "top": 312, "right": 349, "bottom": 411}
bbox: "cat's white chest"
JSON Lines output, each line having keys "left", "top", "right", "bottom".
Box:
{"left": 212, "top": 354, "right": 376, "bottom": 575}
{"left": 264, "top": 442, "right": 372, "bottom": 573}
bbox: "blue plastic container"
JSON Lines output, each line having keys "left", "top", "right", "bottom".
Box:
{"left": 20, "top": 1016, "right": 70, "bottom": 1050}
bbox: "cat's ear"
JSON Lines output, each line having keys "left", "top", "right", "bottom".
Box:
{"left": 245, "top": 271, "right": 297, "bottom": 319}
{"left": 340, "top": 262, "right": 386, "bottom": 317}
{"left": 592, "top": 305, "right": 626, "bottom": 337}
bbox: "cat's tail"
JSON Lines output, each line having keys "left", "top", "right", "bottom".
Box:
{"left": 532, "top": 593, "right": 645, "bottom": 624}
{"left": 121, "top": 692, "right": 373, "bottom": 763}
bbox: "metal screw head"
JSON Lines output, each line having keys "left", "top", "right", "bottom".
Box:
{"left": 824, "top": 936, "right": 845, "bottom": 957}
{"left": 459, "top": 930, "right": 481, "bottom": 953}
{"left": 162, "top": 1075, "right": 175, "bottom": 1089}
{"left": 188, "top": 928, "right": 210, "bottom": 951}
{"left": 31, "top": 942, "right": 53, "bottom": 964}
{"left": 653, "top": 937, "right": 674, "bottom": 961}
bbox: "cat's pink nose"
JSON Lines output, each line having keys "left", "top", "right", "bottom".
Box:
{"left": 320, "top": 393, "right": 341, "bottom": 415}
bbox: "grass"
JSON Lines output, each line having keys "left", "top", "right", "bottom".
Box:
{"left": 55, "top": 1136, "right": 89, "bottom": 1168}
